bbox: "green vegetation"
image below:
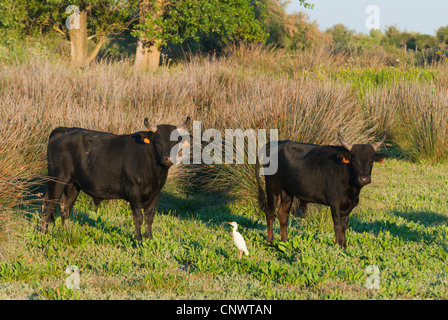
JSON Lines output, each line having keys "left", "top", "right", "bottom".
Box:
{"left": 1, "top": 159, "right": 447, "bottom": 299}
{"left": 2, "top": 0, "right": 448, "bottom": 66}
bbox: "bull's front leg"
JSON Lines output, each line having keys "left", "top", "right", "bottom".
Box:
{"left": 41, "top": 193, "right": 56, "bottom": 232}
{"left": 130, "top": 205, "right": 143, "bottom": 241}
{"left": 143, "top": 193, "right": 161, "bottom": 241}
{"left": 340, "top": 215, "right": 350, "bottom": 248}
{"left": 338, "top": 200, "right": 357, "bottom": 248}
{"left": 330, "top": 203, "right": 346, "bottom": 249}
{"left": 41, "top": 180, "right": 66, "bottom": 232}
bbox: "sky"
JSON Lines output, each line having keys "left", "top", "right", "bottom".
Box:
{"left": 286, "top": 0, "right": 448, "bottom": 35}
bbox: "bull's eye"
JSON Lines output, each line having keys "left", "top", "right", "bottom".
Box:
{"left": 369, "top": 161, "right": 373, "bottom": 166}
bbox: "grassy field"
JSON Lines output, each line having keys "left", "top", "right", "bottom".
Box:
{"left": 0, "top": 45, "right": 448, "bottom": 300}
{"left": 1, "top": 158, "right": 447, "bottom": 299}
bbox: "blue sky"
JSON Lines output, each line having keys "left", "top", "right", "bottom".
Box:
{"left": 286, "top": 0, "right": 448, "bottom": 35}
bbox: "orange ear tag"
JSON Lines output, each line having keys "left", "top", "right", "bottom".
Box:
{"left": 342, "top": 156, "right": 350, "bottom": 164}
{"left": 144, "top": 138, "right": 150, "bottom": 144}
{"left": 378, "top": 158, "right": 385, "bottom": 164}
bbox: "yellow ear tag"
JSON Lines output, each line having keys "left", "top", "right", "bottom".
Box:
{"left": 144, "top": 138, "right": 150, "bottom": 144}
{"left": 342, "top": 156, "right": 350, "bottom": 164}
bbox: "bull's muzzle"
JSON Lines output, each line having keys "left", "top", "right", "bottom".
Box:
{"left": 358, "top": 176, "right": 371, "bottom": 186}
{"left": 161, "top": 155, "right": 173, "bottom": 167}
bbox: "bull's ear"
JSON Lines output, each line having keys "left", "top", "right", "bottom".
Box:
{"left": 337, "top": 152, "right": 351, "bottom": 164}
{"left": 137, "top": 132, "right": 154, "bottom": 145}
{"left": 374, "top": 153, "right": 388, "bottom": 163}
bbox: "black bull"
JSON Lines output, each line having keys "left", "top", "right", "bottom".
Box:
{"left": 41, "top": 117, "right": 190, "bottom": 241}
{"left": 255, "top": 129, "right": 388, "bottom": 248}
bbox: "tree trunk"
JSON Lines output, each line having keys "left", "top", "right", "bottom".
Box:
{"left": 134, "top": 0, "right": 164, "bottom": 70}
{"left": 69, "top": 9, "right": 88, "bottom": 66}
{"left": 135, "top": 38, "right": 161, "bottom": 70}
{"left": 86, "top": 35, "right": 107, "bottom": 65}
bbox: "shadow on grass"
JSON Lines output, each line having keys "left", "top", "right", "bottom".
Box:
{"left": 350, "top": 209, "right": 448, "bottom": 246}
{"left": 17, "top": 171, "right": 266, "bottom": 240}
{"left": 26, "top": 185, "right": 264, "bottom": 244}
{"left": 158, "top": 190, "right": 265, "bottom": 231}
{"left": 394, "top": 210, "right": 448, "bottom": 227}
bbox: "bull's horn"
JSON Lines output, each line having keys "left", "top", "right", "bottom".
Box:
{"left": 338, "top": 126, "right": 353, "bottom": 151}
{"left": 177, "top": 116, "right": 191, "bottom": 129}
{"left": 144, "top": 118, "right": 158, "bottom": 132}
{"left": 371, "top": 130, "right": 387, "bottom": 151}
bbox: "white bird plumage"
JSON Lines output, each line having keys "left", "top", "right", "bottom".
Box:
{"left": 228, "top": 222, "right": 249, "bottom": 259}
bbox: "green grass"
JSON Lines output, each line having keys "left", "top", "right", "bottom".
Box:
{"left": 331, "top": 66, "right": 439, "bottom": 89}
{"left": 1, "top": 159, "right": 447, "bottom": 299}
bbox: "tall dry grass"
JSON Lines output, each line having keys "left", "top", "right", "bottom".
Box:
{"left": 0, "top": 45, "right": 447, "bottom": 211}
{"left": 362, "top": 80, "right": 448, "bottom": 163}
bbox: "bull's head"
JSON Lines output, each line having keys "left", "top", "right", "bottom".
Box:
{"left": 338, "top": 128, "right": 388, "bottom": 186}
{"left": 144, "top": 117, "right": 190, "bottom": 168}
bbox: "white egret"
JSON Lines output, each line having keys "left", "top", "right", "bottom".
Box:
{"left": 227, "top": 222, "right": 249, "bottom": 259}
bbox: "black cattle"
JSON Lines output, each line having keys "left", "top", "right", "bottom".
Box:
{"left": 41, "top": 117, "right": 190, "bottom": 241}
{"left": 255, "top": 128, "right": 388, "bottom": 248}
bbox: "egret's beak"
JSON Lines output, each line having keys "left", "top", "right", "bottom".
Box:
{"left": 227, "top": 222, "right": 232, "bottom": 225}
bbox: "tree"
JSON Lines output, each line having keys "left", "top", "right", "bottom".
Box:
{"left": 287, "top": 12, "right": 331, "bottom": 50}
{"left": 0, "top": 0, "right": 138, "bottom": 65}
{"left": 436, "top": 26, "right": 448, "bottom": 47}
{"left": 132, "top": 0, "right": 268, "bottom": 70}
{"left": 55, "top": 1, "right": 138, "bottom": 66}
{"left": 325, "top": 24, "right": 355, "bottom": 52}
{"left": 251, "top": 0, "right": 316, "bottom": 49}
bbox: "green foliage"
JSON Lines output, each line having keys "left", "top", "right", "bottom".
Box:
{"left": 37, "top": 285, "right": 81, "bottom": 300}
{"left": 0, "top": 0, "right": 29, "bottom": 33}
{"left": 0, "top": 0, "right": 138, "bottom": 43}
{"left": 132, "top": 0, "right": 267, "bottom": 48}
{"left": 331, "top": 66, "right": 439, "bottom": 92}
{"left": 325, "top": 24, "right": 356, "bottom": 52}
{"left": 0, "top": 261, "right": 37, "bottom": 282}
{"left": 436, "top": 26, "right": 448, "bottom": 45}
{"left": 256, "top": 0, "right": 325, "bottom": 50}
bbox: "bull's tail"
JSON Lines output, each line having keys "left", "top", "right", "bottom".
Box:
{"left": 255, "top": 157, "right": 268, "bottom": 215}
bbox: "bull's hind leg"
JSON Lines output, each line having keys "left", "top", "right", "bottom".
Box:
{"left": 60, "top": 183, "right": 80, "bottom": 228}
{"left": 41, "top": 180, "right": 66, "bottom": 232}
{"left": 278, "top": 190, "right": 293, "bottom": 242}
{"left": 298, "top": 200, "right": 308, "bottom": 218}
{"left": 93, "top": 198, "right": 102, "bottom": 212}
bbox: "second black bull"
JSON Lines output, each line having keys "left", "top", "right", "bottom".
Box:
{"left": 255, "top": 129, "right": 388, "bottom": 248}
